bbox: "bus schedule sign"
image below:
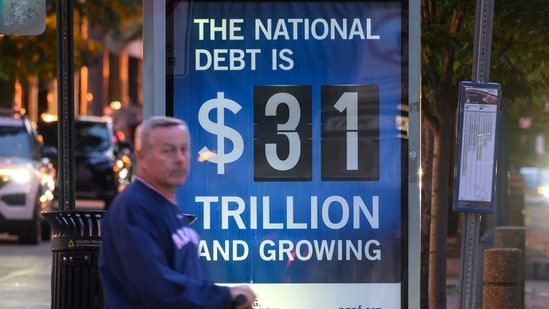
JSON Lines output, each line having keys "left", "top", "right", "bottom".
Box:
{"left": 454, "top": 81, "right": 502, "bottom": 213}
{"left": 165, "top": 1, "right": 414, "bottom": 308}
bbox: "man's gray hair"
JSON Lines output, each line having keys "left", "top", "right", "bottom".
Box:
{"left": 134, "top": 116, "right": 188, "bottom": 151}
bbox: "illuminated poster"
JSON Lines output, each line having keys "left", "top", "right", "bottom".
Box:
{"left": 167, "top": 1, "right": 408, "bottom": 307}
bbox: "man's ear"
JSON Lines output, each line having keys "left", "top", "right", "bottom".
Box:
{"left": 135, "top": 148, "right": 146, "bottom": 162}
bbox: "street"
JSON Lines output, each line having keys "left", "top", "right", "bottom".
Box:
{"left": 0, "top": 238, "right": 51, "bottom": 309}
{"left": 0, "top": 200, "right": 104, "bottom": 309}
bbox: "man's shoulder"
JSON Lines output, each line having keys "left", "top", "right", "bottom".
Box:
{"left": 120, "top": 179, "right": 159, "bottom": 198}
{"left": 110, "top": 180, "right": 170, "bottom": 212}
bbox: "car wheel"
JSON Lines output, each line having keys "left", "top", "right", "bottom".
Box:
{"left": 19, "top": 199, "right": 42, "bottom": 245}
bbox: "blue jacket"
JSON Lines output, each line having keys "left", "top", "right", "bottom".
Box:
{"left": 99, "top": 180, "right": 231, "bottom": 308}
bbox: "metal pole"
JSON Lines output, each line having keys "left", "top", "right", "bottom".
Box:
{"left": 56, "top": 0, "right": 75, "bottom": 211}
{"left": 408, "top": 0, "right": 421, "bottom": 307}
{"left": 471, "top": 0, "right": 494, "bottom": 83}
{"left": 458, "top": 0, "right": 495, "bottom": 308}
{"left": 143, "top": 0, "right": 166, "bottom": 118}
{"left": 48, "top": 1, "right": 105, "bottom": 308}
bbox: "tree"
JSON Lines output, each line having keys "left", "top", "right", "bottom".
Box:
{"left": 421, "top": 0, "right": 549, "bottom": 308}
{"left": 0, "top": 0, "right": 141, "bottom": 108}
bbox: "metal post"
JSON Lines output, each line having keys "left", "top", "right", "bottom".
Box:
{"left": 143, "top": 0, "right": 166, "bottom": 118}
{"left": 471, "top": 0, "right": 494, "bottom": 83}
{"left": 458, "top": 0, "right": 495, "bottom": 308}
{"left": 407, "top": 0, "right": 422, "bottom": 307}
{"left": 44, "top": 1, "right": 106, "bottom": 308}
{"left": 56, "top": 0, "right": 75, "bottom": 211}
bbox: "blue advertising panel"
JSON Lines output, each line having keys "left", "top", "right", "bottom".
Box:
{"left": 167, "top": 1, "right": 408, "bottom": 307}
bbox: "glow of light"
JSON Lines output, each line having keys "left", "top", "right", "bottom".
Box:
{"left": 110, "top": 101, "right": 122, "bottom": 110}
{"left": 198, "top": 149, "right": 216, "bottom": 162}
{"left": 0, "top": 168, "right": 33, "bottom": 184}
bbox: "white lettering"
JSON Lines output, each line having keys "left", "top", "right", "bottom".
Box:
{"left": 255, "top": 18, "right": 381, "bottom": 40}
{"left": 263, "top": 197, "right": 284, "bottom": 229}
{"left": 198, "top": 239, "right": 249, "bottom": 261}
{"left": 259, "top": 239, "right": 382, "bottom": 261}
{"left": 195, "top": 196, "right": 218, "bottom": 229}
{"left": 221, "top": 196, "right": 246, "bottom": 229}
{"left": 195, "top": 195, "right": 380, "bottom": 230}
{"left": 355, "top": 196, "right": 379, "bottom": 229}
{"left": 195, "top": 49, "right": 261, "bottom": 71}
{"left": 287, "top": 196, "right": 307, "bottom": 229}
{"left": 172, "top": 227, "right": 199, "bottom": 249}
{"left": 322, "top": 195, "right": 350, "bottom": 229}
{"left": 193, "top": 18, "right": 244, "bottom": 40}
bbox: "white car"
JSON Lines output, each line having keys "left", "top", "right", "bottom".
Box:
{"left": 0, "top": 110, "right": 56, "bottom": 244}
{"left": 520, "top": 166, "right": 549, "bottom": 205}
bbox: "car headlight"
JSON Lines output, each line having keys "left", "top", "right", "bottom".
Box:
{"left": 537, "top": 186, "right": 549, "bottom": 197}
{"left": 114, "top": 159, "right": 125, "bottom": 171}
{"left": 0, "top": 168, "right": 33, "bottom": 184}
{"left": 118, "top": 168, "right": 129, "bottom": 180}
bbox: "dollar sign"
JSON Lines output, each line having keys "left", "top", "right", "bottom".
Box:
{"left": 198, "top": 92, "right": 244, "bottom": 174}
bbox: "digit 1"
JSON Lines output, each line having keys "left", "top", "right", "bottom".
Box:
{"left": 321, "top": 85, "right": 380, "bottom": 181}
{"left": 333, "top": 92, "right": 359, "bottom": 170}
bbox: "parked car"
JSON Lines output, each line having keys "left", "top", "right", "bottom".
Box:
{"left": 0, "top": 109, "right": 56, "bottom": 244}
{"left": 520, "top": 166, "right": 549, "bottom": 205}
{"left": 38, "top": 115, "right": 134, "bottom": 209}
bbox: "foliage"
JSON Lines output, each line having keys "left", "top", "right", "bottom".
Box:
{"left": 74, "top": 0, "right": 142, "bottom": 41}
{"left": 423, "top": 0, "right": 549, "bottom": 131}
{"left": 0, "top": 0, "right": 142, "bottom": 108}
{"left": 493, "top": 2, "right": 549, "bottom": 168}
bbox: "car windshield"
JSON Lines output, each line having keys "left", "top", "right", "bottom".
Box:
{"left": 0, "top": 126, "right": 32, "bottom": 158}
{"left": 75, "top": 122, "right": 111, "bottom": 152}
{"left": 520, "top": 167, "right": 549, "bottom": 191}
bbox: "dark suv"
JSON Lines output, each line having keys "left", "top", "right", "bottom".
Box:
{"left": 0, "top": 109, "right": 56, "bottom": 244}
{"left": 38, "top": 115, "right": 134, "bottom": 209}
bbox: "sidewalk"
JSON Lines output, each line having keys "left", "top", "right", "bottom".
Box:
{"left": 446, "top": 257, "right": 549, "bottom": 308}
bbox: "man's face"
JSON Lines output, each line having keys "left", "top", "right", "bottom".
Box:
{"left": 139, "top": 125, "right": 191, "bottom": 191}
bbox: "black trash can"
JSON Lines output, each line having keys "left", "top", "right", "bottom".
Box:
{"left": 42, "top": 210, "right": 105, "bottom": 309}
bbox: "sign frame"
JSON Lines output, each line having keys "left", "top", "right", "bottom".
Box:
{"left": 453, "top": 81, "right": 502, "bottom": 213}
{"left": 143, "top": 1, "right": 421, "bottom": 307}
